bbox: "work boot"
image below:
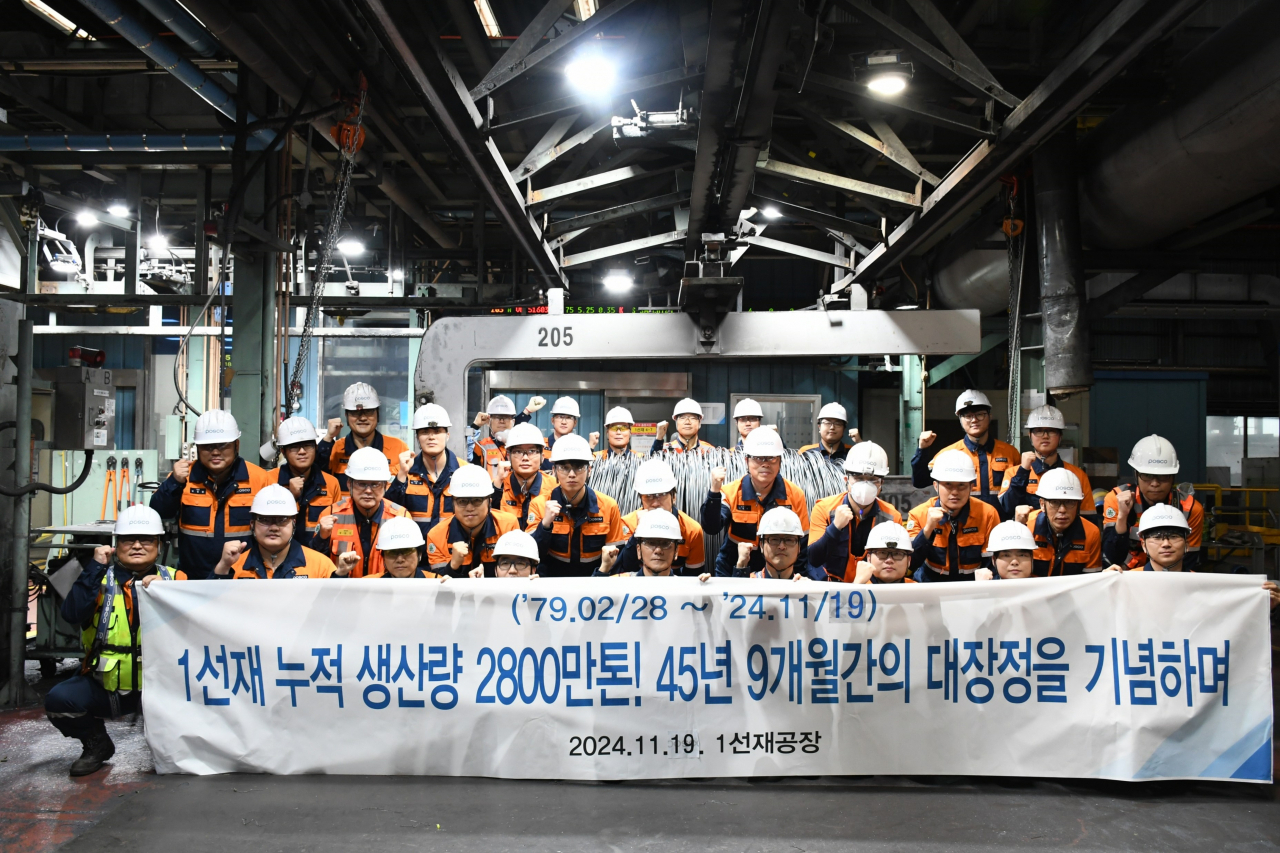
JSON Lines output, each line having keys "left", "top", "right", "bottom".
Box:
{"left": 69, "top": 729, "right": 115, "bottom": 777}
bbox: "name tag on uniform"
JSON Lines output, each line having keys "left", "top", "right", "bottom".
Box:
{"left": 237, "top": 487, "right": 252, "bottom": 494}
{"left": 189, "top": 487, "right": 206, "bottom": 495}
{"left": 588, "top": 516, "right": 603, "bottom": 524}
{"left": 317, "top": 489, "right": 328, "bottom": 497}
{"left": 994, "top": 457, "right": 1009, "bottom": 464}
{"left": 1071, "top": 543, "right": 1085, "bottom": 551}
{"left": 736, "top": 505, "right": 752, "bottom": 511}
{"left": 963, "top": 527, "right": 978, "bottom": 534}
{"left": 335, "top": 528, "right": 355, "bottom": 537}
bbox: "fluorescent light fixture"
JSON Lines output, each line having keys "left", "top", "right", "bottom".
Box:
{"left": 603, "top": 272, "right": 633, "bottom": 293}
{"left": 107, "top": 203, "right": 129, "bottom": 217}
{"left": 761, "top": 206, "right": 783, "bottom": 220}
{"left": 22, "top": 0, "right": 94, "bottom": 39}
{"left": 337, "top": 238, "right": 365, "bottom": 257}
{"left": 866, "top": 72, "right": 908, "bottom": 96}
{"left": 391, "top": 268, "right": 405, "bottom": 281}
{"left": 147, "top": 233, "right": 169, "bottom": 250}
{"left": 565, "top": 53, "right": 616, "bottom": 95}
{"left": 573, "top": 0, "right": 598, "bottom": 19}
{"left": 473, "top": 0, "right": 502, "bottom": 37}
{"left": 75, "top": 210, "right": 99, "bottom": 227}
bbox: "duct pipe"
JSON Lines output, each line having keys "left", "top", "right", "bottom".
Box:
{"left": 0, "top": 133, "right": 264, "bottom": 151}
{"left": 3, "top": 320, "right": 33, "bottom": 708}
{"left": 1079, "top": 0, "right": 1280, "bottom": 248}
{"left": 1034, "top": 129, "right": 1092, "bottom": 397}
{"left": 135, "top": 0, "right": 219, "bottom": 57}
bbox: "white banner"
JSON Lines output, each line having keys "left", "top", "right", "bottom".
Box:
{"left": 139, "top": 573, "right": 1273, "bottom": 782}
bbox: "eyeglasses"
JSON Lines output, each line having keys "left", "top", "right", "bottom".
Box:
{"left": 760, "top": 536, "right": 799, "bottom": 549}
{"left": 383, "top": 548, "right": 417, "bottom": 561}
{"left": 509, "top": 447, "right": 541, "bottom": 458}
{"left": 607, "top": 425, "right": 630, "bottom": 433}
{"left": 749, "top": 456, "right": 780, "bottom": 466}
{"left": 496, "top": 558, "right": 532, "bottom": 572}
{"left": 675, "top": 414, "right": 701, "bottom": 423}
{"left": 349, "top": 481, "right": 384, "bottom": 493}
{"left": 959, "top": 410, "right": 990, "bottom": 422}
{"left": 867, "top": 549, "right": 911, "bottom": 562}
{"left": 116, "top": 535, "right": 159, "bottom": 546}
{"left": 1137, "top": 473, "right": 1174, "bottom": 484}
{"left": 1042, "top": 499, "right": 1077, "bottom": 512}
{"left": 1144, "top": 531, "right": 1186, "bottom": 543}
{"left": 639, "top": 540, "right": 677, "bottom": 552}
{"left": 254, "top": 516, "right": 293, "bottom": 528}
{"left": 1029, "top": 428, "right": 1060, "bottom": 438}
{"left": 197, "top": 442, "right": 235, "bottom": 453}
{"left": 555, "top": 462, "right": 589, "bottom": 473}
{"left": 818, "top": 419, "right": 845, "bottom": 428}
{"left": 453, "top": 497, "right": 489, "bottom": 510}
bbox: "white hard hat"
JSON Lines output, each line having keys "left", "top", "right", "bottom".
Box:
{"left": 345, "top": 446, "right": 392, "bottom": 482}
{"left": 276, "top": 416, "right": 318, "bottom": 447}
{"left": 818, "top": 402, "right": 848, "bottom": 422}
{"left": 412, "top": 403, "right": 452, "bottom": 430}
{"left": 742, "top": 427, "right": 784, "bottom": 457}
{"left": 550, "top": 396, "right": 581, "bottom": 417}
{"left": 549, "top": 433, "right": 593, "bottom": 463}
{"left": 486, "top": 395, "right": 517, "bottom": 416}
{"left": 1037, "top": 467, "right": 1083, "bottom": 501}
{"left": 673, "top": 398, "right": 703, "bottom": 418}
{"left": 1129, "top": 434, "right": 1180, "bottom": 475}
{"left": 985, "top": 520, "right": 1037, "bottom": 555}
{"left": 506, "top": 422, "right": 545, "bottom": 449}
{"left": 954, "top": 389, "right": 992, "bottom": 413}
{"left": 449, "top": 464, "right": 494, "bottom": 498}
{"left": 604, "top": 406, "right": 635, "bottom": 426}
{"left": 733, "top": 398, "right": 763, "bottom": 419}
{"left": 1025, "top": 405, "right": 1065, "bottom": 431}
{"left": 342, "top": 382, "right": 380, "bottom": 411}
{"left": 757, "top": 506, "right": 805, "bottom": 537}
{"left": 375, "top": 515, "right": 425, "bottom": 550}
{"left": 634, "top": 458, "right": 677, "bottom": 494}
{"left": 250, "top": 483, "right": 298, "bottom": 516}
{"left": 931, "top": 448, "right": 977, "bottom": 482}
{"left": 192, "top": 409, "right": 241, "bottom": 444}
{"left": 1138, "top": 503, "right": 1191, "bottom": 536}
{"left": 844, "top": 440, "right": 890, "bottom": 476}
{"left": 493, "top": 529, "right": 540, "bottom": 561}
{"left": 114, "top": 504, "right": 164, "bottom": 537}
{"left": 634, "top": 508, "right": 683, "bottom": 540}
{"left": 865, "top": 520, "right": 911, "bottom": 551}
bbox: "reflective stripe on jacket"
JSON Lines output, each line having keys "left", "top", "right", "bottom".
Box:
{"left": 526, "top": 487, "right": 625, "bottom": 575}
{"left": 426, "top": 510, "right": 521, "bottom": 577}
{"left": 385, "top": 449, "right": 468, "bottom": 538}
{"left": 807, "top": 495, "right": 903, "bottom": 582}
{"left": 276, "top": 465, "right": 340, "bottom": 549}
{"left": 906, "top": 497, "right": 1000, "bottom": 581}
{"left": 1026, "top": 509, "right": 1102, "bottom": 576}
{"left": 320, "top": 497, "right": 409, "bottom": 578}
{"left": 318, "top": 430, "right": 409, "bottom": 495}
{"left": 227, "top": 539, "right": 336, "bottom": 579}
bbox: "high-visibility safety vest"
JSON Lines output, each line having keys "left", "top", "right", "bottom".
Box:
{"left": 930, "top": 435, "right": 1020, "bottom": 507}
{"left": 81, "top": 564, "right": 183, "bottom": 691}
{"left": 226, "top": 539, "right": 336, "bottom": 579}
{"left": 798, "top": 441, "right": 852, "bottom": 461}
{"left": 496, "top": 470, "right": 556, "bottom": 524}
{"left": 276, "top": 465, "right": 340, "bottom": 550}
{"left": 808, "top": 495, "right": 903, "bottom": 582}
{"left": 426, "top": 510, "right": 521, "bottom": 577}
{"left": 1025, "top": 509, "right": 1103, "bottom": 576}
{"left": 472, "top": 435, "right": 507, "bottom": 470}
{"left": 613, "top": 509, "right": 706, "bottom": 574}
{"left": 719, "top": 476, "right": 810, "bottom": 544}
{"left": 319, "top": 430, "right": 410, "bottom": 495}
{"left": 999, "top": 457, "right": 1096, "bottom": 511}
{"left": 385, "top": 449, "right": 468, "bottom": 538}
{"left": 906, "top": 496, "right": 1000, "bottom": 581}
{"left": 320, "top": 497, "right": 409, "bottom": 578}
{"left": 150, "top": 457, "right": 275, "bottom": 579}
{"left": 526, "top": 487, "right": 626, "bottom": 575}
{"left": 1102, "top": 486, "right": 1204, "bottom": 569}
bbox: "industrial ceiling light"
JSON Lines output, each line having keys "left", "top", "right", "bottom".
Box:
{"left": 391, "top": 269, "right": 405, "bottom": 281}
{"left": 107, "top": 203, "right": 129, "bottom": 218}
{"left": 857, "top": 51, "right": 913, "bottom": 97}
{"left": 337, "top": 238, "right": 366, "bottom": 257}
{"left": 147, "top": 233, "right": 169, "bottom": 251}
{"left": 603, "top": 271, "right": 633, "bottom": 293}
{"left": 21, "top": 0, "right": 94, "bottom": 39}
{"left": 761, "top": 206, "right": 783, "bottom": 220}
{"left": 75, "top": 210, "right": 99, "bottom": 227}
{"left": 565, "top": 52, "right": 616, "bottom": 95}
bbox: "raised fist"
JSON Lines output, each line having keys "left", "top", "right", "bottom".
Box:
{"left": 490, "top": 460, "right": 510, "bottom": 487}
{"left": 848, "top": 428, "right": 861, "bottom": 443}
{"left": 449, "top": 541, "right": 470, "bottom": 569}
{"left": 473, "top": 412, "right": 490, "bottom": 428}
{"left": 1014, "top": 505, "right": 1032, "bottom": 524}
{"left": 974, "top": 568, "right": 994, "bottom": 581}
{"left": 698, "top": 572, "right": 712, "bottom": 583}
{"left": 923, "top": 505, "right": 947, "bottom": 535}
{"left": 468, "top": 565, "right": 484, "bottom": 579}
{"left": 93, "top": 545, "right": 115, "bottom": 566}
{"left": 736, "top": 540, "right": 755, "bottom": 568}
{"left": 525, "top": 396, "right": 547, "bottom": 413}
{"left": 588, "top": 431, "right": 600, "bottom": 450}
{"left": 655, "top": 421, "right": 669, "bottom": 440}
{"left": 287, "top": 476, "right": 305, "bottom": 499}
{"left": 831, "top": 503, "right": 854, "bottom": 530}
{"left": 918, "top": 431, "right": 937, "bottom": 449}
{"left": 710, "top": 466, "right": 727, "bottom": 492}
{"left": 1021, "top": 450, "right": 1038, "bottom": 470}
{"left": 335, "top": 551, "right": 360, "bottom": 576}
{"left": 326, "top": 418, "right": 343, "bottom": 440}
{"left": 397, "top": 450, "right": 415, "bottom": 482}
{"left": 317, "top": 514, "right": 337, "bottom": 538}
{"left": 214, "top": 539, "right": 247, "bottom": 575}
{"left": 1114, "top": 486, "right": 1134, "bottom": 518}
{"left": 600, "top": 544, "right": 619, "bottom": 573}
{"left": 541, "top": 500, "right": 561, "bottom": 528}
{"left": 853, "top": 560, "right": 874, "bottom": 584}
{"left": 171, "top": 459, "right": 191, "bottom": 484}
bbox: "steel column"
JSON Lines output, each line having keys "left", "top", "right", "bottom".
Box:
{"left": 1, "top": 319, "right": 33, "bottom": 707}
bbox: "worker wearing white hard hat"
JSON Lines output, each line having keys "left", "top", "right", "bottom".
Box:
{"left": 740, "top": 507, "right": 808, "bottom": 581}
{"left": 703, "top": 427, "right": 810, "bottom": 577}
{"left": 44, "top": 504, "right": 185, "bottom": 777}
{"left": 387, "top": 403, "right": 470, "bottom": 539}
{"left": 469, "top": 394, "right": 540, "bottom": 470}
{"left": 488, "top": 529, "right": 541, "bottom": 578}
{"left": 364, "top": 516, "right": 442, "bottom": 579}
{"left": 491, "top": 422, "right": 558, "bottom": 524}
{"left": 542, "top": 396, "right": 588, "bottom": 468}
{"left": 425, "top": 465, "right": 521, "bottom": 578}
{"left": 1011, "top": 468, "right": 1102, "bottom": 576}
{"left": 653, "top": 398, "right": 715, "bottom": 454}
{"left": 849, "top": 521, "right": 915, "bottom": 585}
{"left": 526, "top": 433, "right": 625, "bottom": 576}
{"left": 809, "top": 440, "right": 904, "bottom": 583}
{"left": 213, "top": 484, "right": 338, "bottom": 579}
{"left": 974, "top": 521, "right": 1039, "bottom": 581}
{"left": 800, "top": 402, "right": 854, "bottom": 461}
{"left": 1127, "top": 503, "right": 1194, "bottom": 572}
{"left": 596, "top": 406, "right": 640, "bottom": 459}
{"left": 598, "top": 509, "right": 685, "bottom": 577}
{"left": 609, "top": 459, "right": 706, "bottom": 576}
{"left": 911, "top": 389, "right": 1019, "bottom": 517}
{"left": 315, "top": 447, "right": 410, "bottom": 578}
{"left": 1102, "top": 434, "right": 1205, "bottom": 572}
{"left": 905, "top": 448, "right": 1000, "bottom": 582}
{"left": 270, "top": 416, "right": 339, "bottom": 550}
{"left": 318, "top": 382, "right": 410, "bottom": 498}
{"left": 999, "top": 405, "right": 1096, "bottom": 519}
{"left": 150, "top": 408, "right": 274, "bottom": 579}
{"left": 732, "top": 398, "right": 764, "bottom": 449}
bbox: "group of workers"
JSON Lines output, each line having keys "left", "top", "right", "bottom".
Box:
{"left": 45, "top": 381, "right": 1279, "bottom": 777}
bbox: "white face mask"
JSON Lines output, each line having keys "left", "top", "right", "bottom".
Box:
{"left": 493, "top": 429, "right": 511, "bottom": 444}
{"left": 849, "top": 480, "right": 879, "bottom": 506}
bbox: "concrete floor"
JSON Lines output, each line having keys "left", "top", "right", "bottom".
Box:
{"left": 2, "top": 656, "right": 1276, "bottom": 853}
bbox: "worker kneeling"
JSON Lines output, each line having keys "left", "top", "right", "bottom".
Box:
{"left": 809, "top": 440, "right": 902, "bottom": 582}
{"left": 741, "top": 507, "right": 809, "bottom": 581}
{"left": 426, "top": 465, "right": 520, "bottom": 578}
{"left": 907, "top": 449, "right": 1000, "bottom": 582}
{"left": 974, "top": 521, "right": 1039, "bottom": 581}
{"left": 365, "top": 516, "right": 441, "bottom": 579}
{"left": 1013, "top": 467, "right": 1102, "bottom": 576}
{"left": 316, "top": 447, "right": 408, "bottom": 578}
{"left": 527, "top": 434, "right": 625, "bottom": 577}
{"left": 611, "top": 458, "right": 705, "bottom": 575}
{"left": 213, "top": 484, "right": 339, "bottom": 578}
{"left": 598, "top": 509, "right": 686, "bottom": 577}
{"left": 849, "top": 521, "right": 915, "bottom": 584}
{"left": 480, "top": 529, "right": 541, "bottom": 578}
{"left": 45, "top": 506, "right": 184, "bottom": 777}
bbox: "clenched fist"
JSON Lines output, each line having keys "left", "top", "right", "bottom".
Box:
{"left": 655, "top": 421, "right": 669, "bottom": 440}
{"left": 853, "top": 560, "right": 874, "bottom": 584}
{"left": 93, "top": 545, "right": 115, "bottom": 566}
{"left": 468, "top": 566, "right": 484, "bottom": 579}
{"left": 918, "top": 431, "right": 937, "bottom": 449}
{"left": 171, "top": 459, "right": 191, "bottom": 484}
{"left": 923, "top": 505, "right": 948, "bottom": 536}
{"left": 326, "top": 418, "right": 343, "bottom": 440}
{"left": 473, "top": 412, "right": 490, "bottom": 428}
{"left": 449, "top": 541, "right": 470, "bottom": 569}
{"left": 974, "top": 568, "right": 994, "bottom": 581}
{"left": 214, "top": 540, "right": 247, "bottom": 576}
{"left": 600, "top": 544, "right": 619, "bottom": 574}
{"left": 588, "top": 431, "right": 600, "bottom": 450}
{"left": 710, "top": 466, "right": 727, "bottom": 492}
{"left": 490, "top": 460, "right": 510, "bottom": 488}
{"left": 848, "top": 428, "right": 861, "bottom": 443}
{"left": 541, "top": 500, "right": 562, "bottom": 529}
{"left": 1021, "top": 450, "right": 1038, "bottom": 470}
{"left": 736, "top": 540, "right": 755, "bottom": 569}
{"left": 335, "top": 551, "right": 360, "bottom": 576}
{"left": 525, "top": 396, "right": 547, "bottom": 413}
{"left": 398, "top": 450, "right": 415, "bottom": 482}
{"left": 831, "top": 503, "right": 854, "bottom": 530}
{"left": 1114, "top": 486, "right": 1134, "bottom": 518}
{"left": 317, "top": 514, "right": 337, "bottom": 539}
{"left": 1014, "top": 505, "right": 1032, "bottom": 524}
{"left": 287, "top": 476, "right": 305, "bottom": 499}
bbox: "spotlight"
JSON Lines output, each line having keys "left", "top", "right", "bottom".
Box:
{"left": 761, "top": 206, "right": 783, "bottom": 220}
{"left": 147, "top": 233, "right": 169, "bottom": 250}
{"left": 603, "top": 271, "right": 633, "bottom": 293}
{"left": 565, "top": 53, "right": 616, "bottom": 95}
{"left": 337, "top": 238, "right": 365, "bottom": 257}
{"left": 107, "top": 203, "right": 129, "bottom": 218}
{"left": 75, "top": 210, "right": 99, "bottom": 227}
{"left": 391, "top": 269, "right": 405, "bottom": 281}
{"left": 856, "top": 51, "right": 913, "bottom": 97}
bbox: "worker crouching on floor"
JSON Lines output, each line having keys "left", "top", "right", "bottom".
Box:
{"left": 527, "top": 433, "right": 625, "bottom": 577}
{"left": 481, "top": 529, "right": 542, "bottom": 578}
{"left": 800, "top": 402, "right": 854, "bottom": 461}
{"left": 491, "top": 422, "right": 557, "bottom": 521}
{"left": 45, "top": 506, "right": 184, "bottom": 777}
{"left": 595, "top": 406, "right": 640, "bottom": 459}
{"left": 611, "top": 458, "right": 705, "bottom": 576}
{"left": 1102, "top": 434, "right": 1205, "bottom": 571}
{"left": 1014, "top": 468, "right": 1103, "bottom": 576}
{"left": 598, "top": 509, "right": 688, "bottom": 577}
{"left": 975, "top": 521, "right": 1040, "bottom": 581}
{"left": 388, "top": 404, "right": 467, "bottom": 538}
{"left": 273, "top": 416, "right": 339, "bottom": 549}
{"left": 316, "top": 447, "right": 408, "bottom": 578}
{"left": 213, "top": 484, "right": 340, "bottom": 578}
{"left": 318, "top": 382, "right": 409, "bottom": 496}
{"left": 741, "top": 507, "right": 809, "bottom": 581}
{"left": 808, "top": 440, "right": 902, "bottom": 582}
{"left": 149, "top": 408, "right": 274, "bottom": 579}
{"left": 907, "top": 449, "right": 1000, "bottom": 582}
{"left": 912, "top": 390, "right": 1018, "bottom": 518}
{"left": 426, "top": 465, "right": 521, "bottom": 578}
{"left": 364, "top": 516, "right": 443, "bottom": 579}
{"left": 654, "top": 398, "right": 715, "bottom": 453}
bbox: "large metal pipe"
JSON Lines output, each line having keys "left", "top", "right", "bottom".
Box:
{"left": 0, "top": 133, "right": 265, "bottom": 151}
{"left": 3, "top": 320, "right": 33, "bottom": 707}
{"left": 135, "top": 0, "right": 219, "bottom": 57}
{"left": 1079, "top": 0, "right": 1280, "bottom": 249}
{"left": 1034, "top": 130, "right": 1092, "bottom": 397}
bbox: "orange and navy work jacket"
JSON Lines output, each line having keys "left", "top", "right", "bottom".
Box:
{"left": 608, "top": 509, "right": 706, "bottom": 576}
{"left": 651, "top": 436, "right": 715, "bottom": 455}
{"left": 318, "top": 497, "right": 408, "bottom": 578}
{"left": 495, "top": 470, "right": 556, "bottom": 525}
{"left": 150, "top": 457, "right": 274, "bottom": 580}
{"left": 702, "top": 476, "right": 810, "bottom": 577}
{"left": 906, "top": 496, "right": 1000, "bottom": 582}
{"left": 1025, "top": 509, "right": 1103, "bottom": 576}
{"left": 1101, "top": 486, "right": 1204, "bottom": 571}
{"left": 799, "top": 441, "right": 853, "bottom": 461}
{"left": 426, "top": 510, "right": 521, "bottom": 578}
{"left": 385, "top": 449, "right": 469, "bottom": 538}
{"left": 276, "top": 465, "right": 339, "bottom": 550}
{"left": 808, "top": 495, "right": 903, "bottom": 582}
{"left": 318, "top": 430, "right": 409, "bottom": 495}
{"left": 999, "top": 458, "right": 1096, "bottom": 518}
{"left": 912, "top": 435, "right": 1019, "bottom": 517}
{"left": 596, "top": 446, "right": 641, "bottom": 459}
{"left": 225, "top": 539, "right": 336, "bottom": 579}
{"left": 526, "top": 487, "right": 625, "bottom": 577}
